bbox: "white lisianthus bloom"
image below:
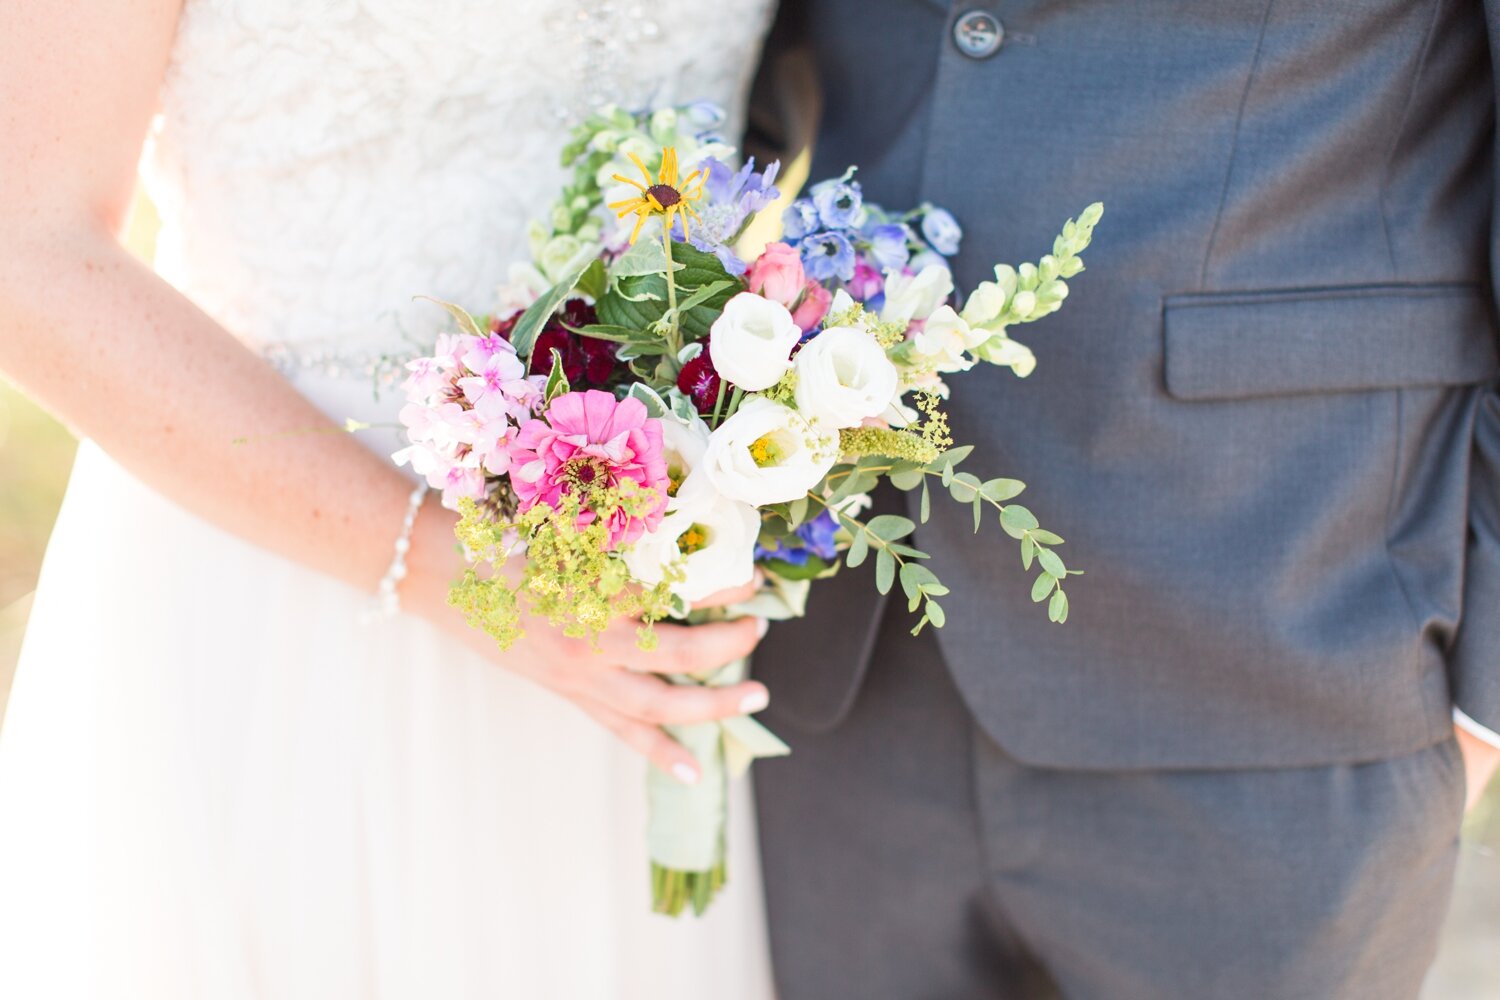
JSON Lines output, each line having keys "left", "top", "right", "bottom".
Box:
{"left": 880, "top": 263, "right": 954, "bottom": 326}
{"left": 709, "top": 292, "right": 803, "bottom": 391}
{"left": 793, "top": 327, "right": 901, "bottom": 429}
{"left": 623, "top": 474, "right": 760, "bottom": 603}
{"left": 910, "top": 305, "right": 988, "bottom": 374}
{"left": 703, "top": 398, "right": 838, "bottom": 506}
{"left": 657, "top": 408, "right": 713, "bottom": 498}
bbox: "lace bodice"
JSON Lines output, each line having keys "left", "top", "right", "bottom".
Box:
{"left": 140, "top": 0, "right": 775, "bottom": 372}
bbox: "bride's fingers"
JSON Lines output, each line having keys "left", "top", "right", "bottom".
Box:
{"left": 689, "top": 569, "right": 767, "bottom": 611}
{"left": 602, "top": 616, "right": 766, "bottom": 676}
{"left": 583, "top": 667, "right": 768, "bottom": 727}
{"left": 575, "top": 697, "right": 702, "bottom": 784}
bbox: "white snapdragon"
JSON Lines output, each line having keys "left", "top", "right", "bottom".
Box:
{"left": 703, "top": 398, "right": 838, "bottom": 506}
{"left": 880, "top": 263, "right": 954, "bottom": 326}
{"left": 624, "top": 475, "right": 760, "bottom": 604}
{"left": 793, "top": 327, "right": 900, "bottom": 430}
{"left": 708, "top": 292, "right": 803, "bottom": 391}
{"left": 909, "top": 305, "right": 987, "bottom": 374}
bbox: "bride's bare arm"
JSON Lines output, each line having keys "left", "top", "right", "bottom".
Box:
{"left": 0, "top": 0, "right": 766, "bottom": 781}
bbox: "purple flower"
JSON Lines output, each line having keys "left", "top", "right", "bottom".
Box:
{"left": 864, "top": 223, "right": 912, "bottom": 272}
{"left": 811, "top": 176, "right": 865, "bottom": 230}
{"left": 920, "top": 207, "right": 963, "bottom": 256}
{"left": 799, "top": 231, "right": 857, "bottom": 282}
{"left": 674, "top": 157, "right": 782, "bottom": 275}
{"left": 755, "top": 510, "right": 841, "bottom": 566}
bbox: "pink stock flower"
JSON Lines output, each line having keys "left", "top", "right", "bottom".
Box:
{"left": 507, "top": 390, "right": 669, "bottom": 548}
{"left": 791, "top": 282, "right": 832, "bottom": 332}
{"left": 847, "top": 260, "right": 885, "bottom": 303}
{"left": 746, "top": 242, "right": 807, "bottom": 307}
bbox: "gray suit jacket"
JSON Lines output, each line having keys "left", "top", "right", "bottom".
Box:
{"left": 751, "top": 0, "right": 1500, "bottom": 768}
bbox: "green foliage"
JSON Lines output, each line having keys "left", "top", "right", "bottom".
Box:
{"left": 597, "top": 243, "right": 743, "bottom": 340}
{"left": 447, "top": 488, "right": 674, "bottom": 651}
{"left": 510, "top": 258, "right": 597, "bottom": 356}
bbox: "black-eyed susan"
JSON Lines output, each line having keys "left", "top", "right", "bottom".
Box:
{"left": 609, "top": 147, "right": 706, "bottom": 245}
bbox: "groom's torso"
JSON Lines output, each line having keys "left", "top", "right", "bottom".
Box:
{"left": 756, "top": 0, "right": 1500, "bottom": 768}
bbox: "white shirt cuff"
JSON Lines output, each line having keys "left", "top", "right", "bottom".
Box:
{"left": 1453, "top": 707, "right": 1500, "bottom": 749}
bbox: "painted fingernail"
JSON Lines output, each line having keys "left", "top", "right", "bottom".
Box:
{"left": 740, "top": 688, "right": 770, "bottom": 714}
{"left": 755, "top": 617, "right": 770, "bottom": 639}
{"left": 672, "top": 763, "right": 700, "bottom": 785}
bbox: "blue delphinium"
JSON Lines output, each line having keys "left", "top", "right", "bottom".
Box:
{"left": 810, "top": 174, "right": 866, "bottom": 230}
{"left": 920, "top": 206, "right": 963, "bottom": 256}
{"left": 863, "top": 222, "right": 912, "bottom": 272}
{"left": 674, "top": 157, "right": 781, "bottom": 275}
{"left": 799, "top": 231, "right": 857, "bottom": 282}
{"left": 756, "top": 510, "right": 841, "bottom": 567}
{"left": 782, "top": 198, "right": 821, "bottom": 241}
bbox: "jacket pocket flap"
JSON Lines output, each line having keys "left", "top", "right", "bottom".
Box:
{"left": 1163, "top": 283, "right": 1500, "bottom": 401}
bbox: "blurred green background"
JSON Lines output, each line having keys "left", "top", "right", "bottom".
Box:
{"left": 0, "top": 194, "right": 1495, "bottom": 996}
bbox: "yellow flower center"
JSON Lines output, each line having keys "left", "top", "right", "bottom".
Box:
{"left": 677, "top": 524, "right": 711, "bottom": 556}
{"left": 666, "top": 463, "right": 685, "bottom": 498}
{"left": 749, "top": 433, "right": 784, "bottom": 468}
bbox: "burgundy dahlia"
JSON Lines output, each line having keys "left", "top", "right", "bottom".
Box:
{"left": 677, "top": 344, "right": 728, "bottom": 415}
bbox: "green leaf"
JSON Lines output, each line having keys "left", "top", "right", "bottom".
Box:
{"left": 899, "top": 562, "right": 923, "bottom": 600}
{"left": 598, "top": 243, "right": 742, "bottom": 338}
{"left": 576, "top": 258, "right": 608, "bottom": 301}
{"left": 415, "top": 296, "right": 483, "bottom": 338}
{"left": 845, "top": 530, "right": 870, "bottom": 569}
{"left": 874, "top": 548, "right": 897, "bottom": 595}
{"left": 925, "top": 601, "right": 946, "bottom": 628}
{"left": 1048, "top": 589, "right": 1069, "bottom": 624}
{"left": 572, "top": 323, "right": 654, "bottom": 344}
{"left": 1031, "top": 572, "right": 1056, "bottom": 603}
{"left": 543, "top": 348, "right": 570, "bottom": 402}
{"left": 930, "top": 445, "right": 974, "bottom": 470}
{"left": 980, "top": 478, "right": 1026, "bottom": 503}
{"left": 973, "top": 498, "right": 983, "bottom": 533}
{"left": 610, "top": 236, "right": 684, "bottom": 278}
{"left": 1000, "top": 505, "right": 1040, "bottom": 539}
{"left": 760, "top": 555, "right": 833, "bottom": 582}
{"left": 919, "top": 480, "right": 931, "bottom": 523}
{"left": 901, "top": 563, "right": 940, "bottom": 590}
{"left": 889, "top": 467, "right": 925, "bottom": 491}
{"left": 1021, "top": 535, "right": 1036, "bottom": 570}
{"left": 671, "top": 279, "right": 735, "bottom": 317}
{"left": 1037, "top": 548, "right": 1066, "bottom": 578}
{"left": 1029, "top": 529, "right": 1065, "bottom": 546}
{"left": 866, "top": 514, "right": 916, "bottom": 541}
{"left": 786, "top": 496, "right": 810, "bottom": 529}
{"left": 887, "top": 544, "right": 928, "bottom": 559}
{"left": 511, "top": 259, "right": 595, "bottom": 356}
{"left": 948, "top": 472, "right": 982, "bottom": 503}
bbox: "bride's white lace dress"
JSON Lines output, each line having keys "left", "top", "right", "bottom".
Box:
{"left": 0, "top": 2, "right": 778, "bottom": 997}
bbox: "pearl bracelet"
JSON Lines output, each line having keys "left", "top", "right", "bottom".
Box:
{"left": 370, "top": 483, "right": 429, "bottom": 619}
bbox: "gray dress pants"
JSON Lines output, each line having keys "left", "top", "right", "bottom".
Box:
{"left": 754, "top": 606, "right": 1466, "bottom": 1000}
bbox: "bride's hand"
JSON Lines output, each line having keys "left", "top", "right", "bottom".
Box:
{"left": 404, "top": 502, "right": 769, "bottom": 784}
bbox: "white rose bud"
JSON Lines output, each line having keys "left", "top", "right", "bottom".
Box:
{"left": 793, "top": 327, "right": 901, "bottom": 429}
{"left": 623, "top": 474, "right": 761, "bottom": 603}
{"left": 703, "top": 397, "right": 838, "bottom": 506}
{"left": 879, "top": 263, "right": 954, "bottom": 326}
{"left": 708, "top": 292, "right": 803, "bottom": 392}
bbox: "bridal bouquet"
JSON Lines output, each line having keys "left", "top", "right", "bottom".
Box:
{"left": 393, "top": 104, "right": 1101, "bottom": 916}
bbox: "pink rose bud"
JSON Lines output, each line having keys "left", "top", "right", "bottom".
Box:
{"left": 791, "top": 281, "right": 832, "bottom": 332}
{"left": 747, "top": 242, "right": 807, "bottom": 308}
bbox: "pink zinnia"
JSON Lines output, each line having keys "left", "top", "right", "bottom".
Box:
{"left": 507, "top": 390, "right": 669, "bottom": 548}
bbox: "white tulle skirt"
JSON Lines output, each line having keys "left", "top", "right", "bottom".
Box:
{"left": 0, "top": 372, "right": 774, "bottom": 999}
